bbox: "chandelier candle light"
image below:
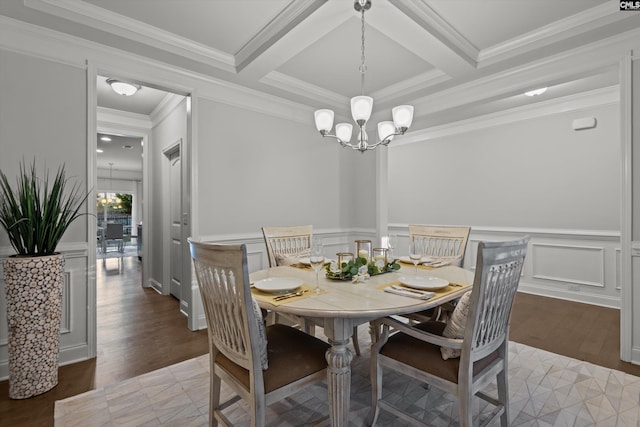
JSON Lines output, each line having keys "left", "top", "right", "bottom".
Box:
{"left": 314, "top": 0, "right": 414, "bottom": 152}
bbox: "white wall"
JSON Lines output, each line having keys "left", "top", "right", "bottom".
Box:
{"left": 195, "top": 98, "right": 347, "bottom": 236}
{"left": 0, "top": 49, "right": 91, "bottom": 378}
{"left": 389, "top": 104, "right": 619, "bottom": 230}
{"left": 387, "top": 98, "right": 621, "bottom": 307}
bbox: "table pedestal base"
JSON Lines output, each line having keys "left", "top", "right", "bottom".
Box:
{"left": 326, "top": 337, "right": 353, "bottom": 426}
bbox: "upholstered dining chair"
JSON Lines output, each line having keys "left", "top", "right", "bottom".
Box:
{"left": 368, "top": 237, "right": 529, "bottom": 427}
{"left": 188, "top": 239, "right": 330, "bottom": 427}
{"left": 261, "top": 225, "right": 361, "bottom": 356}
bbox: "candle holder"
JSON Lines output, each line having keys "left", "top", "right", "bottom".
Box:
{"left": 355, "top": 240, "right": 372, "bottom": 263}
{"left": 337, "top": 252, "right": 354, "bottom": 269}
{"left": 372, "top": 248, "right": 388, "bottom": 265}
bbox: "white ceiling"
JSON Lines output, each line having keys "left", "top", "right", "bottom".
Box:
{"left": 2, "top": 0, "right": 637, "bottom": 168}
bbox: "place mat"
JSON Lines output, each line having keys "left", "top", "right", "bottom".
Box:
{"left": 251, "top": 284, "right": 326, "bottom": 306}
{"left": 376, "top": 281, "right": 469, "bottom": 300}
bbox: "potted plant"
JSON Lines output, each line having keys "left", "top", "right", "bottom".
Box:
{"left": 0, "top": 159, "right": 89, "bottom": 399}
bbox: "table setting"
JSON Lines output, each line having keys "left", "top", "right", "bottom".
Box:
{"left": 251, "top": 277, "right": 328, "bottom": 306}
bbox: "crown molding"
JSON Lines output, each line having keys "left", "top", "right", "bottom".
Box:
{"left": 3, "top": 15, "right": 316, "bottom": 125}
{"left": 235, "top": 0, "right": 326, "bottom": 72}
{"left": 410, "top": 26, "right": 640, "bottom": 118}
{"left": 97, "top": 107, "right": 152, "bottom": 130}
{"left": 262, "top": 68, "right": 451, "bottom": 115}
{"left": 24, "top": 0, "right": 236, "bottom": 73}
{"left": 478, "top": 2, "right": 625, "bottom": 66}
{"left": 395, "top": 85, "right": 618, "bottom": 147}
{"left": 371, "top": 69, "right": 450, "bottom": 104}
{"left": 261, "top": 71, "right": 347, "bottom": 109}
{"left": 197, "top": 81, "right": 314, "bottom": 125}
{"left": 150, "top": 93, "right": 186, "bottom": 127}
{"left": 0, "top": 15, "right": 88, "bottom": 69}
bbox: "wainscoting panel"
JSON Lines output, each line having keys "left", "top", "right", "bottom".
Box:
{"left": 531, "top": 243, "right": 604, "bottom": 287}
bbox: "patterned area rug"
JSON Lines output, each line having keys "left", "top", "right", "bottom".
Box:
{"left": 54, "top": 326, "right": 640, "bottom": 426}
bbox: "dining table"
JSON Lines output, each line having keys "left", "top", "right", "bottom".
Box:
{"left": 249, "top": 261, "right": 474, "bottom": 427}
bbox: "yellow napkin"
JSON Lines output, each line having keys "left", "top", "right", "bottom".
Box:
{"left": 251, "top": 284, "right": 326, "bottom": 306}
{"left": 397, "top": 260, "right": 439, "bottom": 270}
{"left": 376, "top": 281, "right": 469, "bottom": 299}
{"left": 289, "top": 263, "right": 312, "bottom": 271}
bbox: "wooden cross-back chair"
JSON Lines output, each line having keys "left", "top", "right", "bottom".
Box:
{"left": 188, "top": 239, "right": 330, "bottom": 427}
{"left": 408, "top": 224, "right": 471, "bottom": 266}
{"left": 368, "top": 237, "right": 529, "bottom": 427}
{"left": 261, "top": 225, "right": 362, "bottom": 356}
{"left": 402, "top": 225, "right": 472, "bottom": 323}
{"left": 262, "top": 225, "right": 313, "bottom": 268}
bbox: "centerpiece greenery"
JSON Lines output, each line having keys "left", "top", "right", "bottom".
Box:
{"left": 326, "top": 256, "right": 401, "bottom": 281}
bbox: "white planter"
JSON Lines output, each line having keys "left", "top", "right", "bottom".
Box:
{"left": 3, "top": 254, "right": 64, "bottom": 399}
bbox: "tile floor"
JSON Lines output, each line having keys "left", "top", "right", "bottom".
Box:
{"left": 55, "top": 326, "right": 640, "bottom": 426}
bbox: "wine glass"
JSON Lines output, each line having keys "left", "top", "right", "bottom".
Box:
{"left": 409, "top": 238, "right": 423, "bottom": 275}
{"left": 387, "top": 233, "right": 398, "bottom": 261}
{"left": 309, "top": 238, "right": 325, "bottom": 294}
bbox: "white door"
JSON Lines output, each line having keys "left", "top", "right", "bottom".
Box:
{"left": 169, "top": 149, "right": 182, "bottom": 300}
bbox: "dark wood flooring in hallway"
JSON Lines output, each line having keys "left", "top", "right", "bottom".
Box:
{"left": 0, "top": 257, "right": 638, "bottom": 426}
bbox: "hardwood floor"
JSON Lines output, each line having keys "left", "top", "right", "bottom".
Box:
{"left": 0, "top": 256, "right": 209, "bottom": 427}
{"left": 509, "top": 292, "right": 640, "bottom": 377}
{"left": 0, "top": 262, "right": 638, "bottom": 426}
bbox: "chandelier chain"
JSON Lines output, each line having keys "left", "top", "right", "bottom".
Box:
{"left": 360, "top": 7, "right": 366, "bottom": 95}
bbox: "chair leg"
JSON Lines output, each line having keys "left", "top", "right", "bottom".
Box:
{"left": 210, "top": 373, "right": 221, "bottom": 427}
{"left": 352, "top": 326, "right": 361, "bottom": 356}
{"left": 497, "top": 367, "right": 509, "bottom": 426}
{"left": 458, "top": 389, "right": 473, "bottom": 427}
{"left": 367, "top": 352, "right": 382, "bottom": 426}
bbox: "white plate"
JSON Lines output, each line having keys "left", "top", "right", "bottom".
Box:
{"left": 399, "top": 276, "right": 449, "bottom": 291}
{"left": 398, "top": 256, "right": 433, "bottom": 264}
{"left": 253, "top": 277, "right": 303, "bottom": 293}
{"left": 299, "top": 257, "right": 333, "bottom": 265}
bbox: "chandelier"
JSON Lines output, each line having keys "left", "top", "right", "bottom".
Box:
{"left": 98, "top": 163, "right": 122, "bottom": 209}
{"left": 313, "top": 0, "right": 414, "bottom": 153}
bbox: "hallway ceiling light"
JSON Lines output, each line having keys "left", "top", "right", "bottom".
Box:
{"left": 525, "top": 87, "right": 547, "bottom": 96}
{"left": 106, "top": 79, "right": 140, "bottom": 96}
{"left": 100, "top": 136, "right": 112, "bottom": 142}
{"left": 313, "top": 0, "right": 414, "bottom": 153}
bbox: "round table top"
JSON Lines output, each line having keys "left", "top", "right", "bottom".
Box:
{"left": 249, "top": 265, "right": 474, "bottom": 320}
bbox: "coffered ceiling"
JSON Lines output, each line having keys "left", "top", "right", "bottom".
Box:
{"left": 2, "top": 0, "right": 638, "bottom": 126}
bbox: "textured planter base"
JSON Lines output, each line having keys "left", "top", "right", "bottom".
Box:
{"left": 4, "top": 254, "right": 64, "bottom": 399}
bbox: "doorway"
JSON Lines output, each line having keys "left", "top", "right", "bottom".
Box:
{"left": 92, "top": 71, "right": 194, "bottom": 362}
